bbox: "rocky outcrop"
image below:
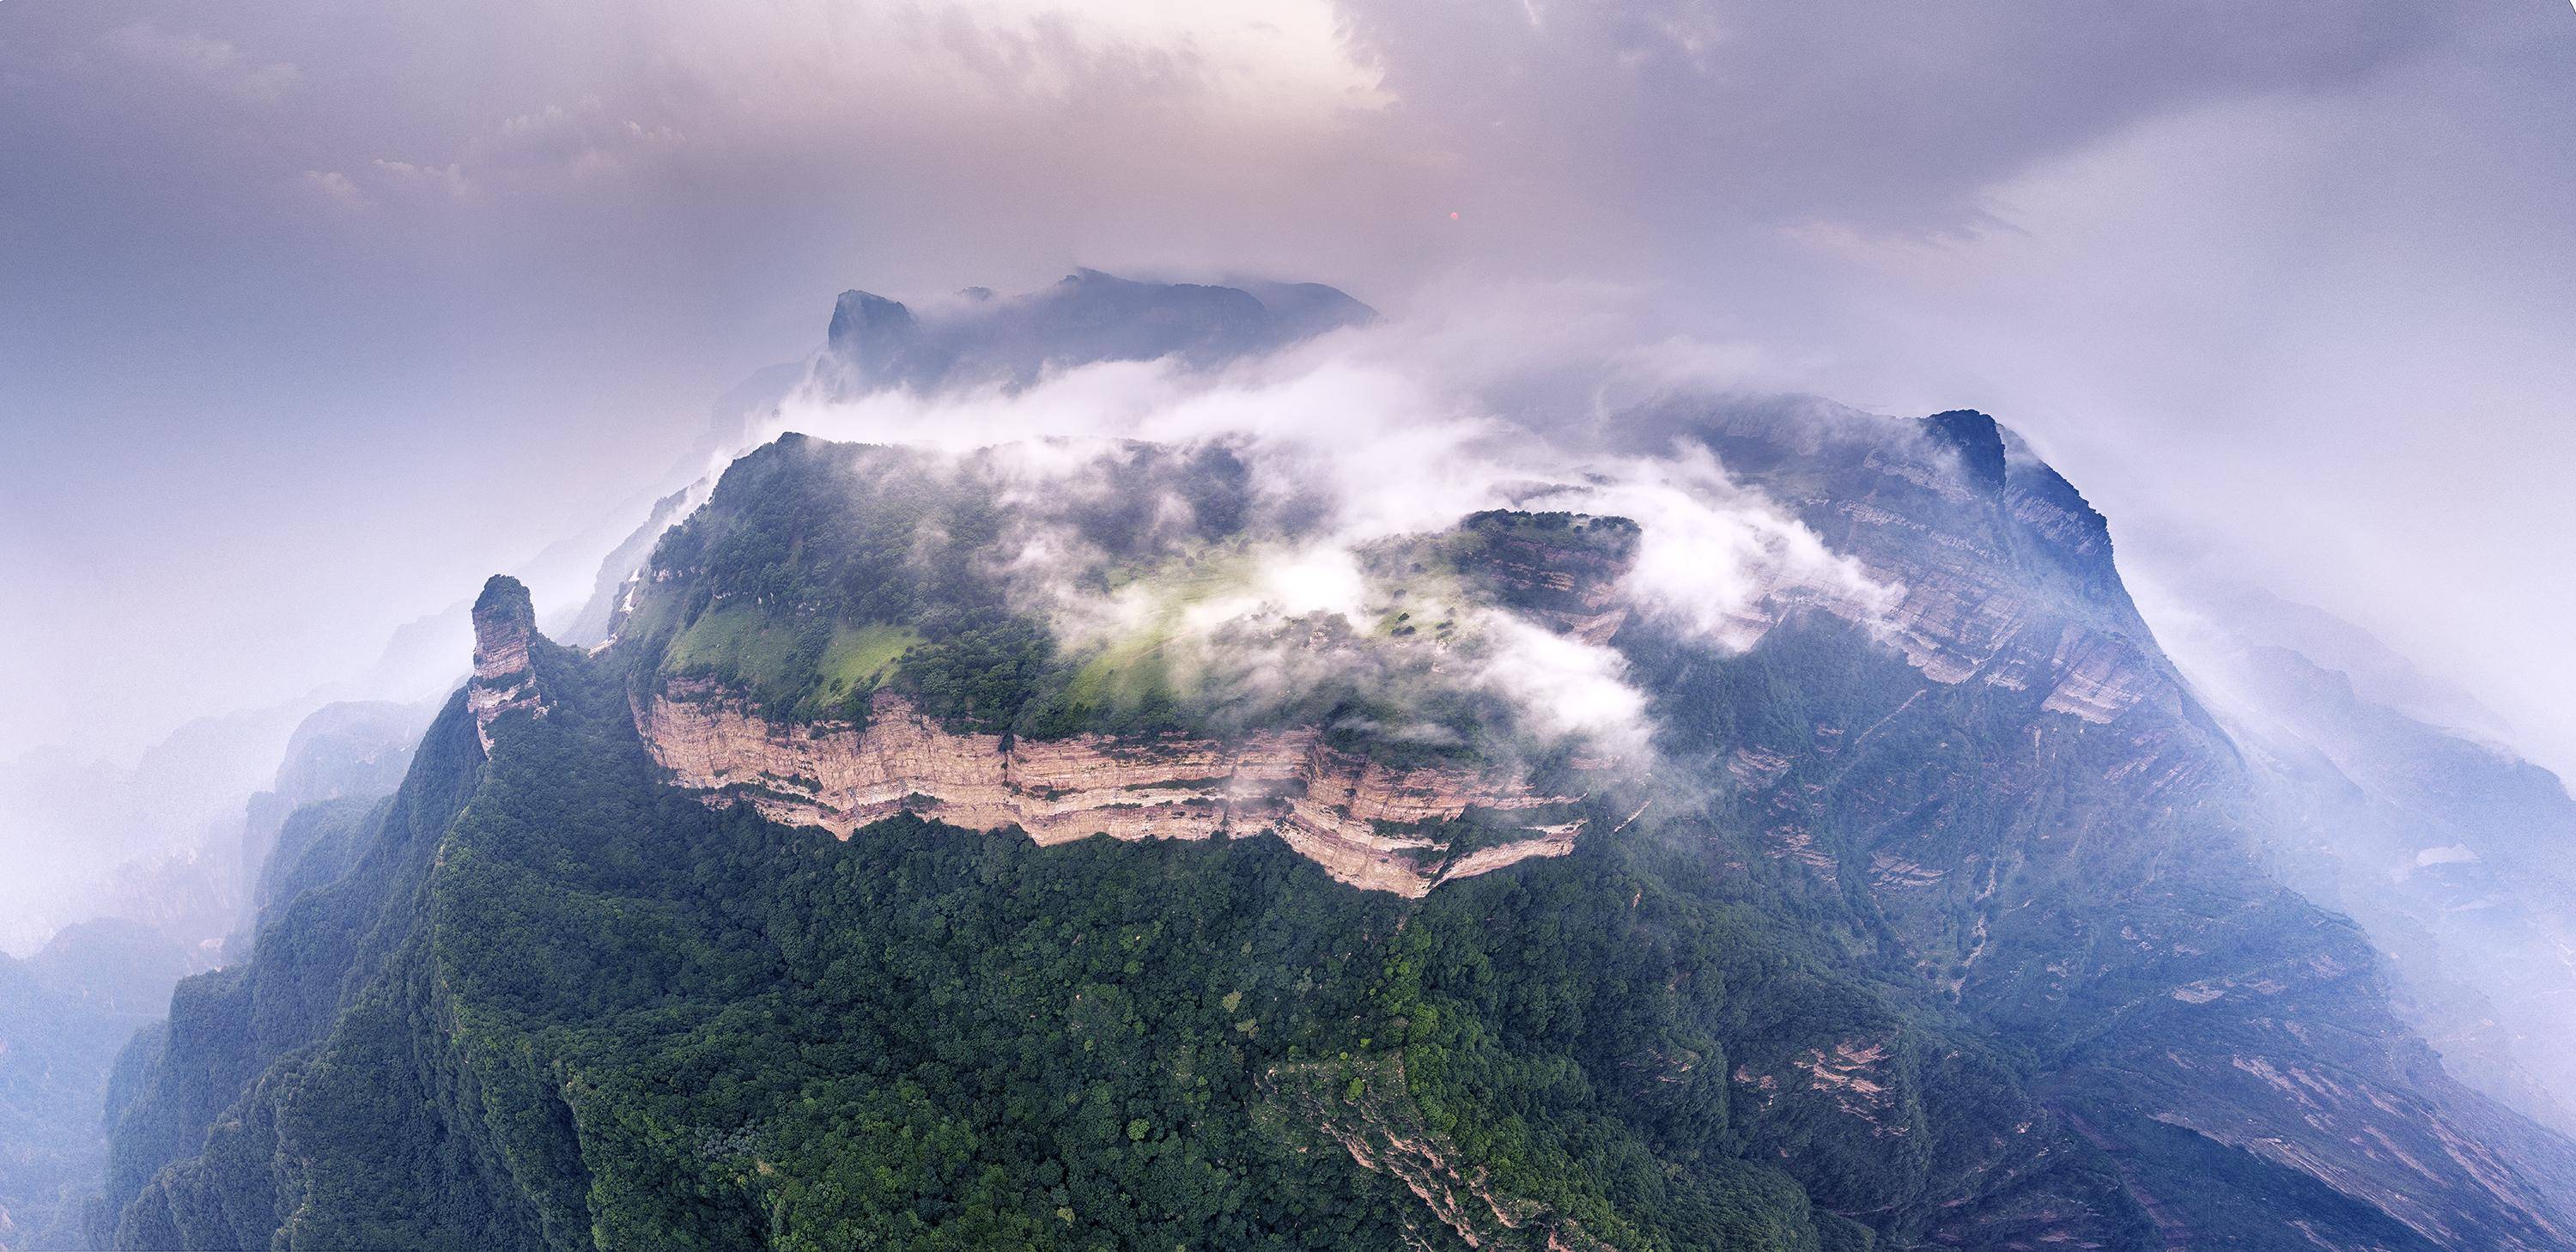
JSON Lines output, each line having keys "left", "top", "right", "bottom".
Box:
{"left": 1695, "top": 409, "right": 2163, "bottom": 726}
{"left": 1457, "top": 513, "right": 1640, "bottom": 644}
{"left": 637, "top": 683, "right": 1587, "bottom": 896}
{"left": 1263, "top": 1054, "right": 1614, "bottom": 1252}
{"left": 466, "top": 575, "right": 548, "bottom": 753}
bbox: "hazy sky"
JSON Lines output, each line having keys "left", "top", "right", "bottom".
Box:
{"left": 4, "top": 0, "right": 2573, "bottom": 774}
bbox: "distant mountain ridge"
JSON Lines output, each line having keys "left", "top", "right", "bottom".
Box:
{"left": 2154, "top": 588, "right": 2576, "bottom": 1137}
{"left": 817, "top": 269, "right": 1375, "bottom": 395}
{"left": 0, "top": 921, "right": 195, "bottom": 1251}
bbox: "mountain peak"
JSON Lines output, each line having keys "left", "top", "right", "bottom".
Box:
{"left": 823, "top": 290, "right": 921, "bottom": 377}
{"left": 813, "top": 270, "right": 1373, "bottom": 395}
{"left": 1922, "top": 409, "right": 2008, "bottom": 493}
{"left": 471, "top": 574, "right": 532, "bottom": 629}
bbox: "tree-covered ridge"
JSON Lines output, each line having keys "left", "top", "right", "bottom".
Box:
{"left": 97, "top": 604, "right": 2174, "bottom": 1252}
{"left": 94, "top": 408, "right": 2576, "bottom": 1250}
{"left": 625, "top": 435, "right": 1250, "bottom": 731}
{"left": 0, "top": 921, "right": 194, "bottom": 1252}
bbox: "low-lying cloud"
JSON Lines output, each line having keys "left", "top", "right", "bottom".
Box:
{"left": 745, "top": 306, "right": 1895, "bottom": 763}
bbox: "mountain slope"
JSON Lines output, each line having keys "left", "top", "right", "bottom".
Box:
{"left": 93, "top": 387, "right": 2576, "bottom": 1248}
{"left": 0, "top": 921, "right": 193, "bottom": 1251}
{"left": 2154, "top": 595, "right": 2576, "bottom": 1136}
{"left": 1672, "top": 404, "right": 2576, "bottom": 1248}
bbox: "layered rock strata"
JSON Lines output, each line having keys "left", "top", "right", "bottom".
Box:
{"left": 467, "top": 575, "right": 549, "bottom": 752}
{"left": 639, "top": 682, "right": 1585, "bottom": 896}
{"left": 1697, "top": 406, "right": 2165, "bottom": 726}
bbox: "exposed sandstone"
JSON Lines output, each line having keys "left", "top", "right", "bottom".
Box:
{"left": 2038, "top": 629, "right": 2154, "bottom": 724}
{"left": 1824, "top": 507, "right": 2150, "bottom": 725}
{"left": 467, "top": 575, "right": 549, "bottom": 752}
{"left": 637, "top": 683, "right": 1589, "bottom": 896}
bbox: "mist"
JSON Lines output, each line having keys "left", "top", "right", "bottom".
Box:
{"left": 735, "top": 311, "right": 1888, "bottom": 772}
{"left": 6, "top": 0, "right": 2576, "bottom": 962}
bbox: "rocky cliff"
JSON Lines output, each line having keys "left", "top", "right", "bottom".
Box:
{"left": 1880, "top": 430, "right": 2158, "bottom": 722}
{"left": 467, "top": 575, "right": 548, "bottom": 752}
{"left": 93, "top": 376, "right": 2576, "bottom": 1252}
{"left": 1656, "top": 400, "right": 2576, "bottom": 1250}
{"left": 639, "top": 684, "right": 1584, "bottom": 897}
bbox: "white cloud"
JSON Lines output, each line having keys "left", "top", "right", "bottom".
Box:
{"left": 1517, "top": 442, "right": 1896, "bottom": 649}
{"left": 287, "top": 0, "right": 1381, "bottom": 211}
{"left": 1473, "top": 614, "right": 1649, "bottom": 751}
{"left": 746, "top": 297, "right": 1885, "bottom": 760}
{"left": 102, "top": 22, "right": 299, "bottom": 105}
{"left": 301, "top": 169, "right": 370, "bottom": 207}
{"left": 370, "top": 159, "right": 471, "bottom": 200}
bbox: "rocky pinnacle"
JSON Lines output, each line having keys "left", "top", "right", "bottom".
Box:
{"left": 466, "top": 574, "right": 547, "bottom": 753}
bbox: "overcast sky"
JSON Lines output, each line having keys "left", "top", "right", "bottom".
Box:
{"left": 4, "top": 0, "right": 2573, "bottom": 775}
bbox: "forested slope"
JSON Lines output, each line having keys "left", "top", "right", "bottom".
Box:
{"left": 95, "top": 409, "right": 2576, "bottom": 1251}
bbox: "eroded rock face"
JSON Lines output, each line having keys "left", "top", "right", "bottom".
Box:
{"left": 638, "top": 683, "right": 1587, "bottom": 896}
{"left": 467, "top": 575, "right": 548, "bottom": 752}
{"left": 1679, "top": 408, "right": 2576, "bottom": 1249}
{"left": 1265, "top": 1054, "right": 1614, "bottom": 1252}
{"left": 1698, "top": 408, "right": 2166, "bottom": 726}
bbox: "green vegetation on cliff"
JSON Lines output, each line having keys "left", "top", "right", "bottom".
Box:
{"left": 98, "top": 607, "right": 2138, "bottom": 1251}
{"left": 97, "top": 423, "right": 2576, "bottom": 1252}
{"left": 626, "top": 436, "right": 1674, "bottom": 775}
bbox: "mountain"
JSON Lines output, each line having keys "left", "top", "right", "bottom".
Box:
{"left": 815, "top": 269, "right": 1375, "bottom": 395}
{"left": 0, "top": 921, "right": 195, "bottom": 1251}
{"left": 572, "top": 272, "right": 1376, "bottom": 647}
{"left": 2159, "top": 578, "right": 2520, "bottom": 745}
{"left": 86, "top": 295, "right": 2576, "bottom": 1251}
{"left": 0, "top": 702, "right": 313, "bottom": 956}
{"left": 0, "top": 694, "right": 427, "bottom": 1251}
{"left": 233, "top": 699, "right": 435, "bottom": 942}
{"left": 2150, "top": 592, "right": 2576, "bottom": 1136}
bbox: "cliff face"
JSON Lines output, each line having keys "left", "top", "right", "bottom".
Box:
{"left": 639, "top": 684, "right": 1583, "bottom": 897}
{"left": 1664, "top": 402, "right": 2576, "bottom": 1250}
{"left": 1686, "top": 405, "right": 2171, "bottom": 729}
{"left": 99, "top": 389, "right": 2576, "bottom": 1252}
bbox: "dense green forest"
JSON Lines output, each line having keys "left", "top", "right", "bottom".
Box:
{"left": 92, "top": 424, "right": 2576, "bottom": 1251}
{"left": 96, "top": 594, "right": 2161, "bottom": 1250}
{"left": 0, "top": 921, "right": 193, "bottom": 1250}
